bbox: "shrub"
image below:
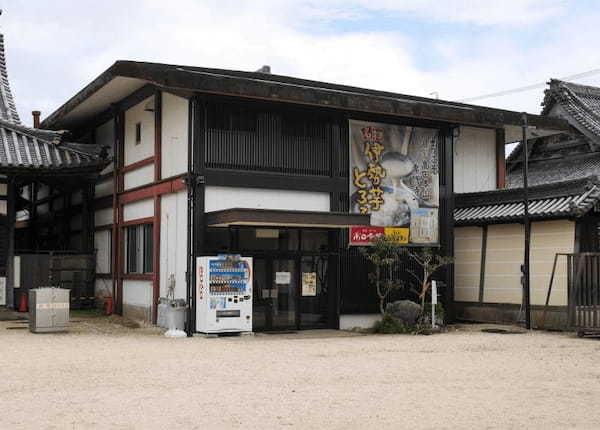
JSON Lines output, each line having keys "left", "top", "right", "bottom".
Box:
{"left": 373, "top": 314, "right": 411, "bottom": 334}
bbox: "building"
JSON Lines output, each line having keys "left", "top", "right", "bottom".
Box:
{"left": 0, "top": 33, "right": 108, "bottom": 310}
{"left": 31, "top": 59, "right": 569, "bottom": 333}
{"left": 453, "top": 79, "right": 600, "bottom": 328}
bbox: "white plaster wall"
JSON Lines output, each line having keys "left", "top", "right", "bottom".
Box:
{"left": 123, "top": 198, "right": 154, "bottom": 222}
{"left": 124, "top": 96, "right": 155, "bottom": 165}
{"left": 454, "top": 126, "right": 496, "bottom": 193}
{"left": 95, "top": 179, "right": 113, "bottom": 198}
{"left": 124, "top": 163, "right": 154, "bottom": 190}
{"left": 160, "top": 190, "right": 188, "bottom": 300}
{"left": 96, "top": 119, "right": 115, "bottom": 175}
{"left": 95, "top": 208, "right": 113, "bottom": 226}
{"left": 339, "top": 314, "right": 381, "bottom": 330}
{"left": 94, "top": 230, "right": 111, "bottom": 274}
{"left": 123, "top": 279, "right": 153, "bottom": 320}
{"left": 205, "top": 186, "right": 331, "bottom": 212}
{"left": 161, "top": 92, "right": 189, "bottom": 178}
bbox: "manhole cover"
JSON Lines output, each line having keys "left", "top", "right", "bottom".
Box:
{"left": 481, "top": 328, "right": 525, "bottom": 334}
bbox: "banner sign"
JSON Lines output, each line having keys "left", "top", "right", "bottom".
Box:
{"left": 349, "top": 120, "right": 439, "bottom": 245}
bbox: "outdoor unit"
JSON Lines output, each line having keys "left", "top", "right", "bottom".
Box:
{"left": 196, "top": 255, "right": 253, "bottom": 334}
{"left": 29, "top": 287, "right": 70, "bottom": 333}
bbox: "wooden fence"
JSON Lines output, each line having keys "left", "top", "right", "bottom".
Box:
{"left": 566, "top": 253, "right": 600, "bottom": 336}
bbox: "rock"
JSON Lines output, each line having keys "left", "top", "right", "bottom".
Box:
{"left": 385, "top": 300, "right": 422, "bottom": 326}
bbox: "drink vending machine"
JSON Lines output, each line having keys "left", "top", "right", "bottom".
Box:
{"left": 196, "top": 255, "right": 253, "bottom": 334}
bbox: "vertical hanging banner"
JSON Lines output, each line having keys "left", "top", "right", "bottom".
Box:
{"left": 349, "top": 120, "right": 439, "bottom": 245}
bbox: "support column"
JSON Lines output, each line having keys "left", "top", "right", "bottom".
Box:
{"left": 6, "top": 180, "right": 15, "bottom": 308}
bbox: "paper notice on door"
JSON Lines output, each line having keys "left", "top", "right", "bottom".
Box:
{"left": 302, "top": 272, "right": 317, "bottom": 296}
{"left": 275, "top": 272, "right": 291, "bottom": 285}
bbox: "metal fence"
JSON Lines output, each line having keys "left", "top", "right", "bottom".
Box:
{"left": 566, "top": 253, "right": 600, "bottom": 335}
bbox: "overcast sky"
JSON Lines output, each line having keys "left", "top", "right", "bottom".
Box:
{"left": 2, "top": 0, "right": 600, "bottom": 127}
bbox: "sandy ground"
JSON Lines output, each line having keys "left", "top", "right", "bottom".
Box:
{"left": 1, "top": 316, "right": 600, "bottom": 430}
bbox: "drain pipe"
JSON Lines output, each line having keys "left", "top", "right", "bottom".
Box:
{"left": 521, "top": 113, "right": 532, "bottom": 330}
{"left": 185, "top": 99, "right": 195, "bottom": 337}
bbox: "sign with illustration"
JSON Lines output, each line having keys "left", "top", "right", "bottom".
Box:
{"left": 349, "top": 120, "right": 439, "bottom": 245}
{"left": 302, "top": 272, "right": 317, "bottom": 296}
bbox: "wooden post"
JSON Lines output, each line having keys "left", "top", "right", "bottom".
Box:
{"left": 6, "top": 180, "right": 15, "bottom": 308}
{"left": 496, "top": 128, "right": 506, "bottom": 189}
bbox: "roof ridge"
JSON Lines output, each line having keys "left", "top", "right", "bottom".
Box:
{"left": 0, "top": 34, "right": 20, "bottom": 124}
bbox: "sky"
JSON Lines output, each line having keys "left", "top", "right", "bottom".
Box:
{"left": 2, "top": 0, "right": 600, "bottom": 128}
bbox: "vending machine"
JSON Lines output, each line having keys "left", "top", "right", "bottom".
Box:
{"left": 196, "top": 255, "right": 253, "bottom": 334}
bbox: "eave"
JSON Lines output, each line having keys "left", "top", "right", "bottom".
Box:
{"left": 41, "top": 60, "right": 570, "bottom": 137}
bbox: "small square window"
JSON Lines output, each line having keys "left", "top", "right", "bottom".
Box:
{"left": 135, "top": 122, "right": 142, "bottom": 145}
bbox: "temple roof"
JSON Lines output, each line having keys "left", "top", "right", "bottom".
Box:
{"left": 0, "top": 34, "right": 20, "bottom": 124}
{"left": 454, "top": 176, "right": 600, "bottom": 225}
{"left": 0, "top": 32, "right": 107, "bottom": 174}
{"left": 541, "top": 79, "right": 600, "bottom": 147}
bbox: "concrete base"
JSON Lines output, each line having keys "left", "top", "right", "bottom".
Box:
{"left": 454, "top": 302, "right": 568, "bottom": 330}
{"left": 339, "top": 314, "right": 381, "bottom": 330}
{"left": 122, "top": 304, "right": 152, "bottom": 323}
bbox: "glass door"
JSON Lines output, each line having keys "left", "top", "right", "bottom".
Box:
{"left": 271, "top": 259, "right": 297, "bottom": 330}
{"left": 300, "top": 255, "right": 329, "bottom": 328}
{"left": 252, "top": 257, "right": 297, "bottom": 331}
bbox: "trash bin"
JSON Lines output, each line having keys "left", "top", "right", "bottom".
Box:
{"left": 29, "top": 287, "right": 70, "bottom": 333}
{"left": 157, "top": 298, "right": 187, "bottom": 330}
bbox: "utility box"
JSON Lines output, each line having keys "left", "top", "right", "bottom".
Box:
{"left": 29, "top": 287, "right": 70, "bottom": 333}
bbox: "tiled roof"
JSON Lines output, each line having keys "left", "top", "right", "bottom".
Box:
{"left": 0, "top": 33, "right": 107, "bottom": 173}
{"left": 0, "top": 34, "right": 20, "bottom": 124}
{"left": 541, "top": 79, "right": 600, "bottom": 146}
{"left": 454, "top": 177, "right": 600, "bottom": 225}
{"left": 0, "top": 118, "right": 107, "bottom": 171}
{"left": 507, "top": 147, "right": 600, "bottom": 187}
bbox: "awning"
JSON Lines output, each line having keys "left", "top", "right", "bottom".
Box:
{"left": 205, "top": 208, "right": 370, "bottom": 228}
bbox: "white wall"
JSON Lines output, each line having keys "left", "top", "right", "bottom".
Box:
{"left": 339, "top": 314, "right": 381, "bottom": 330}
{"left": 205, "top": 186, "right": 331, "bottom": 212}
{"left": 94, "top": 230, "right": 111, "bottom": 274}
{"left": 123, "top": 198, "right": 154, "bottom": 222}
{"left": 95, "top": 179, "right": 113, "bottom": 198}
{"left": 454, "top": 126, "right": 496, "bottom": 193}
{"left": 124, "top": 164, "right": 154, "bottom": 190}
{"left": 160, "top": 190, "right": 188, "bottom": 300}
{"left": 122, "top": 279, "right": 153, "bottom": 321}
{"left": 95, "top": 208, "right": 113, "bottom": 226}
{"left": 161, "top": 92, "right": 189, "bottom": 178}
{"left": 124, "top": 96, "right": 155, "bottom": 165}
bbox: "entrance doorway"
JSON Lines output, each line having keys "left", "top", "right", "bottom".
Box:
{"left": 252, "top": 255, "right": 330, "bottom": 331}
{"left": 205, "top": 227, "right": 337, "bottom": 331}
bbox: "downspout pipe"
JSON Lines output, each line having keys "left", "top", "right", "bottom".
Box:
{"left": 185, "top": 98, "right": 195, "bottom": 337}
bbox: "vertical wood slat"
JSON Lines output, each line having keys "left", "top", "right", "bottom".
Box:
{"left": 478, "top": 225, "right": 487, "bottom": 303}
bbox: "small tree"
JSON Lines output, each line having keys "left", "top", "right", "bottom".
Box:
{"left": 401, "top": 247, "right": 453, "bottom": 310}
{"left": 360, "top": 235, "right": 405, "bottom": 314}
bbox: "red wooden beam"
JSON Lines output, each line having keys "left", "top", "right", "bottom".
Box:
{"left": 121, "top": 156, "right": 155, "bottom": 174}
{"left": 118, "top": 175, "right": 186, "bottom": 205}
{"left": 120, "top": 217, "right": 154, "bottom": 228}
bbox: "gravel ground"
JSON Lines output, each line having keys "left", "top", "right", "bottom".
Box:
{"left": 1, "top": 315, "right": 600, "bottom": 430}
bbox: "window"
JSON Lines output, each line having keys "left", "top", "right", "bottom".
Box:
{"left": 125, "top": 224, "right": 153, "bottom": 273}
{"left": 135, "top": 122, "right": 142, "bottom": 145}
